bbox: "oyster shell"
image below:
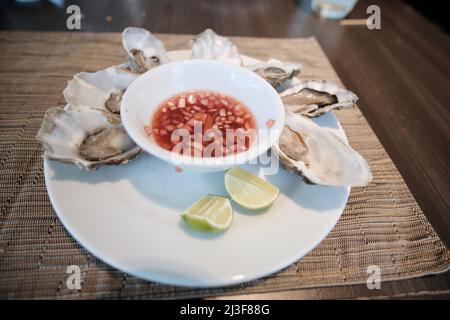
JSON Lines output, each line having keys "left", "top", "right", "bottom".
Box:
{"left": 280, "top": 80, "right": 358, "bottom": 118}
{"left": 273, "top": 114, "right": 371, "bottom": 187}
{"left": 63, "top": 65, "right": 138, "bottom": 115}
{"left": 122, "top": 27, "right": 170, "bottom": 73}
{"left": 37, "top": 105, "right": 141, "bottom": 170}
{"left": 190, "top": 29, "right": 242, "bottom": 65}
{"left": 247, "top": 59, "right": 302, "bottom": 88}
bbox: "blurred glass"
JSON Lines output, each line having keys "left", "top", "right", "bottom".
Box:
{"left": 311, "top": 0, "right": 358, "bottom": 20}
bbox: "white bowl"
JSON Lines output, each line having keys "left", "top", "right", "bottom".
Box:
{"left": 121, "top": 59, "right": 285, "bottom": 172}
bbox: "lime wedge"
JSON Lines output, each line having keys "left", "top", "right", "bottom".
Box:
{"left": 182, "top": 195, "right": 233, "bottom": 232}
{"left": 225, "top": 167, "right": 279, "bottom": 209}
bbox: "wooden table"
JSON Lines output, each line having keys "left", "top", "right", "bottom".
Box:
{"left": 1, "top": 0, "right": 449, "bottom": 299}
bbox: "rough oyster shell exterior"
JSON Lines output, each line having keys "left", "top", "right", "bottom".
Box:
{"left": 63, "top": 64, "right": 139, "bottom": 115}
{"left": 272, "top": 114, "right": 371, "bottom": 187}
{"left": 190, "top": 29, "right": 243, "bottom": 65}
{"left": 247, "top": 58, "right": 302, "bottom": 89}
{"left": 37, "top": 105, "right": 141, "bottom": 170}
{"left": 122, "top": 27, "right": 170, "bottom": 73}
{"left": 280, "top": 80, "right": 358, "bottom": 118}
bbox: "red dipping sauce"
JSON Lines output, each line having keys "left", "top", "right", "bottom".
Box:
{"left": 145, "top": 90, "right": 257, "bottom": 157}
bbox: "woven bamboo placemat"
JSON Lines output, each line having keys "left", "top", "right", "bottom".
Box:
{"left": 0, "top": 32, "right": 449, "bottom": 299}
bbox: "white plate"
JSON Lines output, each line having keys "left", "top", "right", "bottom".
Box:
{"left": 44, "top": 51, "right": 350, "bottom": 287}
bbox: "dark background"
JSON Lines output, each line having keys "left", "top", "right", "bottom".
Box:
{"left": 0, "top": 0, "right": 448, "bottom": 34}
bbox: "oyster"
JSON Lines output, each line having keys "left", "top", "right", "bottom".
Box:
{"left": 190, "top": 29, "right": 243, "bottom": 65}
{"left": 122, "top": 27, "right": 170, "bottom": 73}
{"left": 247, "top": 59, "right": 302, "bottom": 88}
{"left": 63, "top": 65, "right": 138, "bottom": 115}
{"left": 280, "top": 80, "right": 358, "bottom": 118}
{"left": 37, "top": 105, "right": 141, "bottom": 170}
{"left": 273, "top": 114, "right": 371, "bottom": 187}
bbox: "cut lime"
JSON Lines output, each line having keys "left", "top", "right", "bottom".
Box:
{"left": 225, "top": 167, "right": 279, "bottom": 209}
{"left": 181, "top": 195, "right": 233, "bottom": 232}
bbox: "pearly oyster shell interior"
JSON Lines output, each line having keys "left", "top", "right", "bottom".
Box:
{"left": 280, "top": 80, "right": 358, "bottom": 118}
{"left": 247, "top": 58, "right": 302, "bottom": 89}
{"left": 63, "top": 65, "right": 139, "bottom": 115}
{"left": 272, "top": 114, "right": 372, "bottom": 187}
{"left": 122, "top": 27, "right": 170, "bottom": 73}
{"left": 36, "top": 105, "right": 141, "bottom": 170}
{"left": 190, "top": 29, "right": 243, "bottom": 65}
